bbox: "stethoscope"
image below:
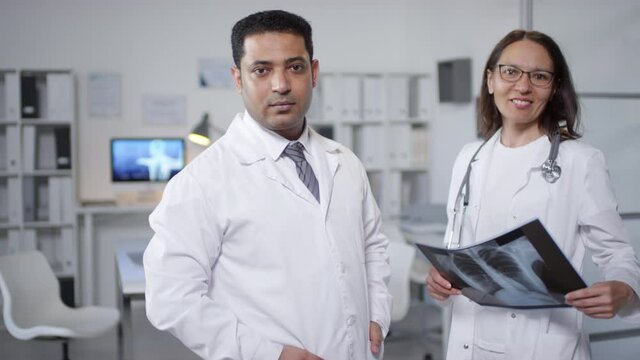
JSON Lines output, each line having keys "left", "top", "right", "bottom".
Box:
{"left": 446, "top": 126, "right": 563, "bottom": 249}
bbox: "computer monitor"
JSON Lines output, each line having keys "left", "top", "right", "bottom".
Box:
{"left": 111, "top": 138, "right": 185, "bottom": 182}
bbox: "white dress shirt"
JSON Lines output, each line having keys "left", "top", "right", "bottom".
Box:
{"left": 144, "top": 111, "right": 391, "bottom": 360}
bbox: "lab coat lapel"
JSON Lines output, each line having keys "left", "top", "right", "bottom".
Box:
{"left": 261, "top": 159, "right": 318, "bottom": 203}
{"left": 226, "top": 113, "right": 317, "bottom": 204}
{"left": 313, "top": 131, "right": 340, "bottom": 220}
{"left": 467, "top": 131, "right": 500, "bottom": 236}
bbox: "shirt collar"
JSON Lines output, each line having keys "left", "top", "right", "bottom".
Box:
{"left": 241, "top": 110, "right": 312, "bottom": 161}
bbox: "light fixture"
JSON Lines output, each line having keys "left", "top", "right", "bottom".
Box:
{"left": 188, "top": 112, "right": 212, "bottom": 146}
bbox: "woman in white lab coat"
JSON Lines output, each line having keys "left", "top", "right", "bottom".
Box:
{"left": 426, "top": 30, "right": 640, "bottom": 360}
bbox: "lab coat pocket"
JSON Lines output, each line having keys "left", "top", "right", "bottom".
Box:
{"left": 532, "top": 331, "right": 580, "bottom": 360}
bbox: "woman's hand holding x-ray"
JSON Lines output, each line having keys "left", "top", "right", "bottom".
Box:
{"left": 426, "top": 267, "right": 462, "bottom": 301}
{"left": 565, "top": 281, "right": 637, "bottom": 318}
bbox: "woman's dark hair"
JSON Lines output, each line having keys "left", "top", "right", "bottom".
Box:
{"left": 478, "top": 29, "right": 580, "bottom": 140}
{"left": 231, "top": 10, "right": 313, "bottom": 68}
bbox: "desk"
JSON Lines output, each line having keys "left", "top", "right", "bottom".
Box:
{"left": 115, "top": 244, "right": 146, "bottom": 360}
{"left": 77, "top": 204, "right": 155, "bottom": 306}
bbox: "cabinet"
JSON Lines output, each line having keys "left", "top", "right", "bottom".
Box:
{"left": 0, "top": 69, "right": 77, "bottom": 305}
{"left": 309, "top": 72, "right": 434, "bottom": 220}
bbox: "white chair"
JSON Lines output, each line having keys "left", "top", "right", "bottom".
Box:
{"left": 0, "top": 251, "right": 120, "bottom": 360}
{"left": 388, "top": 241, "right": 416, "bottom": 323}
{"left": 384, "top": 222, "right": 434, "bottom": 290}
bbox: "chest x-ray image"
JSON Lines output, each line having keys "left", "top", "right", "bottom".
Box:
{"left": 417, "top": 219, "right": 586, "bottom": 309}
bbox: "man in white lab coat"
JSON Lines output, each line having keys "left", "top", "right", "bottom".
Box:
{"left": 144, "top": 10, "right": 391, "bottom": 360}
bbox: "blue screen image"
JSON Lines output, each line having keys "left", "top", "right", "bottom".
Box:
{"left": 111, "top": 138, "right": 185, "bottom": 182}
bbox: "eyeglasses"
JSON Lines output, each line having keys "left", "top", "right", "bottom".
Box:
{"left": 496, "top": 64, "right": 554, "bottom": 88}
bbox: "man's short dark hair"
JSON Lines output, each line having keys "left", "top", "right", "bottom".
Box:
{"left": 231, "top": 10, "right": 313, "bottom": 68}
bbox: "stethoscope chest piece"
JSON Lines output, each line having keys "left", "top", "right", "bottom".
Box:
{"left": 541, "top": 159, "right": 561, "bottom": 183}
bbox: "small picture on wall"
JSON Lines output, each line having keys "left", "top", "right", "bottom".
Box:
{"left": 198, "top": 57, "right": 235, "bottom": 89}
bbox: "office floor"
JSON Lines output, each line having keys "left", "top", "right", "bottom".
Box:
{"left": 0, "top": 299, "right": 444, "bottom": 360}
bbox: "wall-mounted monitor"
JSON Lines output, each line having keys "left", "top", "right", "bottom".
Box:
{"left": 111, "top": 138, "right": 185, "bottom": 182}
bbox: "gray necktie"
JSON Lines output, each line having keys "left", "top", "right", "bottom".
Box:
{"left": 283, "top": 142, "right": 320, "bottom": 202}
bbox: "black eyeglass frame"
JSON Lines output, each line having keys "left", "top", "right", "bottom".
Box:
{"left": 496, "top": 64, "right": 555, "bottom": 88}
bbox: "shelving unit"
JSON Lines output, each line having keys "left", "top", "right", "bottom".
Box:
{"left": 309, "top": 72, "right": 435, "bottom": 221}
{"left": 0, "top": 69, "right": 77, "bottom": 306}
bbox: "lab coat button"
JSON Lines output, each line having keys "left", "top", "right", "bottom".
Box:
{"left": 512, "top": 215, "right": 517, "bottom": 220}
{"left": 339, "top": 263, "right": 346, "bottom": 274}
{"left": 463, "top": 344, "right": 469, "bottom": 349}
{"left": 346, "top": 316, "right": 355, "bottom": 326}
{"left": 511, "top": 313, "right": 516, "bottom": 319}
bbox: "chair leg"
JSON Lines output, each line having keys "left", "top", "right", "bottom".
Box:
{"left": 62, "top": 341, "right": 70, "bottom": 360}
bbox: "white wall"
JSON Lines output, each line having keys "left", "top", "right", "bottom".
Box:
{"left": 0, "top": 0, "right": 425, "bottom": 202}
{"left": 533, "top": 0, "right": 640, "bottom": 213}
{"left": 0, "top": 0, "right": 523, "bottom": 204}
{"left": 411, "top": 0, "right": 520, "bottom": 203}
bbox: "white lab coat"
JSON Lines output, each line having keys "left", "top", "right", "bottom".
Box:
{"left": 443, "top": 130, "right": 640, "bottom": 360}
{"left": 144, "top": 113, "right": 391, "bottom": 360}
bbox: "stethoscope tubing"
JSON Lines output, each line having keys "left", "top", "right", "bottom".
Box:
{"left": 446, "top": 130, "right": 562, "bottom": 249}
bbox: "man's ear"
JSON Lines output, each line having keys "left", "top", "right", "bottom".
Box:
{"left": 231, "top": 66, "right": 242, "bottom": 94}
{"left": 311, "top": 59, "right": 319, "bottom": 88}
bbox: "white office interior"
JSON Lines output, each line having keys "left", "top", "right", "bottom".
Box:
{"left": 1, "top": 0, "right": 639, "bottom": 359}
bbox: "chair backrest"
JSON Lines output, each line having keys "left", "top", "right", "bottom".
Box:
{"left": 387, "top": 241, "right": 416, "bottom": 322}
{"left": 0, "top": 251, "right": 65, "bottom": 333}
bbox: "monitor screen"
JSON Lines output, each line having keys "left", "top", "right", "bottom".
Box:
{"left": 111, "top": 138, "right": 185, "bottom": 182}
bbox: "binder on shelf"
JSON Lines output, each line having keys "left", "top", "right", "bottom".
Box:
{"left": 0, "top": 128, "right": 6, "bottom": 170}
{"left": 56, "top": 228, "right": 75, "bottom": 275}
{"left": 4, "top": 72, "right": 20, "bottom": 120}
{"left": 59, "top": 177, "right": 74, "bottom": 223}
{"left": 363, "top": 76, "right": 385, "bottom": 121}
{"left": 23, "top": 177, "right": 36, "bottom": 222}
{"left": 36, "top": 177, "right": 49, "bottom": 221}
{"left": 38, "top": 229, "right": 59, "bottom": 272}
{"left": 342, "top": 75, "right": 362, "bottom": 121}
{"left": 387, "top": 76, "right": 410, "bottom": 121}
{"left": 386, "top": 172, "right": 402, "bottom": 218}
{"left": 21, "top": 73, "right": 40, "bottom": 119}
{"left": 307, "top": 88, "right": 324, "bottom": 122}
{"left": 46, "top": 73, "right": 74, "bottom": 122}
{"left": 410, "top": 125, "right": 429, "bottom": 166}
{"left": 409, "top": 76, "right": 433, "bottom": 119}
{"left": 353, "top": 125, "right": 384, "bottom": 169}
{"left": 388, "top": 125, "right": 411, "bottom": 167}
{"left": 22, "top": 125, "right": 36, "bottom": 171}
{"left": 6, "top": 126, "right": 19, "bottom": 172}
{"left": 22, "top": 229, "right": 37, "bottom": 251}
{"left": 7, "top": 177, "right": 20, "bottom": 223}
{"left": 37, "top": 77, "right": 48, "bottom": 119}
{"left": 0, "top": 75, "right": 6, "bottom": 120}
{"left": 36, "top": 128, "right": 57, "bottom": 170}
{"left": 54, "top": 127, "right": 71, "bottom": 169}
{"left": 48, "top": 177, "right": 61, "bottom": 223}
{"left": 367, "top": 172, "right": 384, "bottom": 209}
{"left": 320, "top": 75, "right": 342, "bottom": 120}
{"left": 0, "top": 179, "right": 8, "bottom": 221}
